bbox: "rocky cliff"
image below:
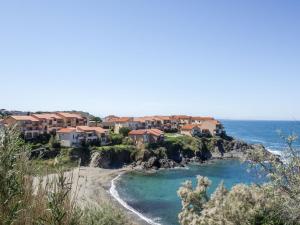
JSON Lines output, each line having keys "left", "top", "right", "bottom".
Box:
{"left": 89, "top": 136, "right": 265, "bottom": 170}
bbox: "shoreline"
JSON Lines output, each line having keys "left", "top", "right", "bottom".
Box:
{"left": 69, "top": 152, "right": 267, "bottom": 225}
{"left": 58, "top": 166, "right": 149, "bottom": 225}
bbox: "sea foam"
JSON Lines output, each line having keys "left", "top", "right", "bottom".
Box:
{"left": 109, "top": 175, "right": 162, "bottom": 225}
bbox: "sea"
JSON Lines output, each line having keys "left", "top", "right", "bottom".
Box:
{"left": 111, "top": 120, "right": 300, "bottom": 225}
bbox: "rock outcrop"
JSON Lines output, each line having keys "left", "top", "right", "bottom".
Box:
{"left": 90, "top": 136, "right": 266, "bottom": 170}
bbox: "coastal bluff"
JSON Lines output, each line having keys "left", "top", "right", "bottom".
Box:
{"left": 89, "top": 135, "right": 265, "bottom": 170}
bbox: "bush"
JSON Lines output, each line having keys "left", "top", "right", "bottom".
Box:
{"left": 108, "top": 133, "right": 123, "bottom": 145}
{"left": 119, "top": 127, "right": 131, "bottom": 137}
{"left": 0, "top": 126, "right": 132, "bottom": 224}
{"left": 177, "top": 135, "right": 300, "bottom": 225}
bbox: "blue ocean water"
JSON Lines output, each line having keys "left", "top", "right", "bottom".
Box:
{"left": 115, "top": 121, "right": 300, "bottom": 225}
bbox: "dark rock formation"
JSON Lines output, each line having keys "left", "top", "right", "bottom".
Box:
{"left": 90, "top": 136, "right": 266, "bottom": 170}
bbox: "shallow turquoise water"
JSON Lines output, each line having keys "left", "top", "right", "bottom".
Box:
{"left": 116, "top": 160, "right": 263, "bottom": 225}
{"left": 115, "top": 121, "right": 300, "bottom": 225}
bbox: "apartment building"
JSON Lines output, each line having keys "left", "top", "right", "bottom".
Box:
{"left": 128, "top": 129, "right": 164, "bottom": 145}
{"left": 56, "top": 126, "right": 109, "bottom": 147}
{"left": 3, "top": 115, "right": 41, "bottom": 139}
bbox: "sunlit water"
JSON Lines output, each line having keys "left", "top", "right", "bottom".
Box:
{"left": 114, "top": 120, "right": 300, "bottom": 225}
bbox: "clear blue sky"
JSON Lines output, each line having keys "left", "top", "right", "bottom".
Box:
{"left": 0, "top": 0, "right": 299, "bottom": 120}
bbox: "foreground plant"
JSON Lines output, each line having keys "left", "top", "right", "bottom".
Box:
{"left": 178, "top": 135, "right": 300, "bottom": 225}
{"left": 0, "top": 126, "right": 131, "bottom": 225}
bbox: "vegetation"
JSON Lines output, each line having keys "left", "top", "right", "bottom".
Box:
{"left": 108, "top": 132, "right": 123, "bottom": 145}
{"left": 177, "top": 135, "right": 300, "bottom": 225}
{"left": 119, "top": 127, "right": 131, "bottom": 137}
{"left": 91, "top": 116, "right": 102, "bottom": 126}
{"left": 0, "top": 126, "right": 131, "bottom": 224}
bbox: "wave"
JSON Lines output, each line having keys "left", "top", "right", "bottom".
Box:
{"left": 109, "top": 175, "right": 162, "bottom": 225}
{"left": 266, "top": 148, "right": 283, "bottom": 156}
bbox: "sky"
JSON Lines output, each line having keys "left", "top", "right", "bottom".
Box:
{"left": 0, "top": 0, "right": 299, "bottom": 120}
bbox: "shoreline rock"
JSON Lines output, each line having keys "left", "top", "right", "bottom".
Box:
{"left": 90, "top": 136, "right": 268, "bottom": 170}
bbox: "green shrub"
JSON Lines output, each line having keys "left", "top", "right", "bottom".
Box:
{"left": 178, "top": 135, "right": 300, "bottom": 225}
{"left": 119, "top": 127, "right": 131, "bottom": 137}
{"left": 0, "top": 126, "right": 132, "bottom": 225}
{"left": 108, "top": 133, "right": 123, "bottom": 145}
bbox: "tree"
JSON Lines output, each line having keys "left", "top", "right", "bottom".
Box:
{"left": 119, "top": 127, "right": 131, "bottom": 137}
{"left": 91, "top": 116, "right": 102, "bottom": 126}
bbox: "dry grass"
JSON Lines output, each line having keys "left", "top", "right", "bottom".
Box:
{"left": 0, "top": 126, "right": 130, "bottom": 225}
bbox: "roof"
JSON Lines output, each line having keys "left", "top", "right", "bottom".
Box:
{"left": 129, "top": 129, "right": 164, "bottom": 137}
{"left": 191, "top": 116, "right": 214, "bottom": 121}
{"left": 133, "top": 116, "right": 156, "bottom": 122}
{"left": 10, "top": 115, "right": 39, "bottom": 122}
{"left": 32, "top": 113, "right": 62, "bottom": 120}
{"left": 200, "top": 119, "right": 221, "bottom": 126}
{"left": 56, "top": 112, "right": 83, "bottom": 119}
{"left": 171, "top": 115, "right": 191, "bottom": 120}
{"left": 157, "top": 116, "right": 171, "bottom": 120}
{"left": 148, "top": 128, "right": 164, "bottom": 136}
{"left": 110, "top": 117, "right": 133, "bottom": 123}
{"left": 57, "top": 127, "right": 76, "bottom": 133}
{"left": 181, "top": 124, "right": 200, "bottom": 131}
{"left": 77, "top": 126, "right": 107, "bottom": 134}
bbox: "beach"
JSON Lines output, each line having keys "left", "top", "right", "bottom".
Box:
{"left": 63, "top": 166, "right": 148, "bottom": 225}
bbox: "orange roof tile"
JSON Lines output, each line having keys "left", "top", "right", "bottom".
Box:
{"left": 181, "top": 124, "right": 200, "bottom": 131}
{"left": 11, "top": 115, "right": 39, "bottom": 122}
{"left": 191, "top": 116, "right": 214, "bottom": 121}
{"left": 111, "top": 117, "right": 133, "bottom": 123}
{"left": 76, "top": 126, "right": 108, "bottom": 134}
{"left": 33, "top": 113, "right": 62, "bottom": 120}
{"left": 171, "top": 115, "right": 191, "bottom": 120}
{"left": 56, "top": 112, "right": 83, "bottom": 119}
{"left": 148, "top": 128, "right": 164, "bottom": 136}
{"left": 57, "top": 127, "right": 76, "bottom": 133}
{"left": 129, "top": 129, "right": 164, "bottom": 137}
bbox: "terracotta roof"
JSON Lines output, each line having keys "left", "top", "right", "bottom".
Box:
{"left": 11, "top": 115, "right": 39, "bottom": 122}
{"left": 77, "top": 126, "right": 107, "bottom": 134}
{"left": 191, "top": 116, "right": 214, "bottom": 121}
{"left": 171, "top": 115, "right": 191, "bottom": 120}
{"left": 148, "top": 128, "right": 164, "bottom": 136}
{"left": 181, "top": 124, "right": 200, "bottom": 131}
{"left": 56, "top": 112, "right": 83, "bottom": 119}
{"left": 32, "top": 113, "right": 63, "bottom": 120}
{"left": 129, "top": 129, "right": 164, "bottom": 137}
{"left": 93, "top": 127, "right": 108, "bottom": 134}
{"left": 111, "top": 117, "right": 133, "bottom": 123}
{"left": 154, "top": 116, "right": 171, "bottom": 120}
{"left": 129, "top": 129, "right": 147, "bottom": 135}
{"left": 57, "top": 127, "right": 76, "bottom": 133}
{"left": 104, "top": 115, "right": 119, "bottom": 121}
{"left": 133, "top": 116, "right": 156, "bottom": 122}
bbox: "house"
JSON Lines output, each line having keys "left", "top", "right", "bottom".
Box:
{"left": 57, "top": 126, "right": 109, "bottom": 147}
{"left": 180, "top": 124, "right": 201, "bottom": 137}
{"left": 200, "top": 120, "right": 225, "bottom": 136}
{"left": 111, "top": 117, "right": 139, "bottom": 133}
{"left": 171, "top": 115, "right": 191, "bottom": 127}
{"left": 56, "top": 128, "right": 80, "bottom": 147}
{"left": 3, "top": 115, "right": 42, "bottom": 139}
{"left": 32, "top": 113, "right": 64, "bottom": 133}
{"left": 76, "top": 126, "right": 109, "bottom": 145}
{"left": 128, "top": 129, "right": 164, "bottom": 145}
{"left": 191, "top": 116, "right": 214, "bottom": 124}
{"left": 103, "top": 115, "right": 119, "bottom": 122}
{"left": 56, "top": 112, "right": 87, "bottom": 127}
{"left": 133, "top": 116, "right": 158, "bottom": 129}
